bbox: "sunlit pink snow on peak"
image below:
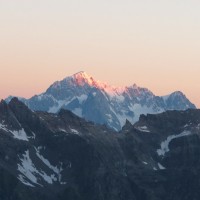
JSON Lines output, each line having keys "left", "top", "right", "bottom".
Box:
{"left": 61, "top": 71, "right": 143, "bottom": 97}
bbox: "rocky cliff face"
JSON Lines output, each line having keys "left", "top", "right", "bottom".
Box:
{"left": 0, "top": 98, "right": 200, "bottom": 200}
{"left": 6, "top": 72, "right": 196, "bottom": 131}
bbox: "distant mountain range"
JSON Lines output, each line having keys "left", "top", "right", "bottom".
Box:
{"left": 0, "top": 98, "right": 200, "bottom": 200}
{"left": 6, "top": 71, "right": 196, "bottom": 130}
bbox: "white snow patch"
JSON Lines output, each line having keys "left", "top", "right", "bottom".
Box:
{"left": 48, "top": 100, "right": 65, "bottom": 113}
{"left": 109, "top": 107, "right": 127, "bottom": 128}
{"left": 142, "top": 161, "right": 148, "bottom": 165}
{"left": 59, "top": 128, "right": 68, "bottom": 133}
{"left": 158, "top": 163, "right": 166, "bottom": 170}
{"left": 18, "top": 149, "right": 65, "bottom": 187}
{"left": 0, "top": 123, "right": 9, "bottom": 132}
{"left": 129, "top": 104, "right": 164, "bottom": 124}
{"left": 18, "top": 174, "right": 35, "bottom": 187}
{"left": 29, "top": 131, "right": 36, "bottom": 139}
{"left": 77, "top": 94, "right": 88, "bottom": 104}
{"left": 108, "top": 118, "right": 113, "bottom": 123}
{"left": 37, "top": 95, "right": 43, "bottom": 101}
{"left": 35, "top": 147, "right": 64, "bottom": 183}
{"left": 115, "top": 95, "right": 125, "bottom": 103}
{"left": 153, "top": 167, "right": 157, "bottom": 171}
{"left": 136, "top": 126, "right": 150, "bottom": 133}
{"left": 157, "top": 131, "right": 192, "bottom": 156}
{"left": 70, "top": 128, "right": 79, "bottom": 135}
{"left": 11, "top": 129, "right": 29, "bottom": 141}
{"left": 106, "top": 114, "right": 112, "bottom": 118}
{"left": 48, "top": 95, "right": 87, "bottom": 115}
{"left": 73, "top": 108, "right": 82, "bottom": 117}
{"left": 0, "top": 123, "right": 29, "bottom": 141}
{"left": 18, "top": 150, "right": 53, "bottom": 186}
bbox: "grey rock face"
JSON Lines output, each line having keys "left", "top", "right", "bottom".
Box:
{"left": 6, "top": 72, "right": 196, "bottom": 130}
{"left": 0, "top": 98, "right": 200, "bottom": 200}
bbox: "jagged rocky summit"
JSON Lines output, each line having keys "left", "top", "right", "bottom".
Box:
{"left": 0, "top": 98, "right": 200, "bottom": 200}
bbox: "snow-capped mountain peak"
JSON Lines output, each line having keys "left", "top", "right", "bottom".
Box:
{"left": 49, "top": 71, "right": 127, "bottom": 97}
{"left": 50, "top": 71, "right": 97, "bottom": 88}
{"left": 162, "top": 91, "right": 194, "bottom": 110}
{"left": 68, "top": 71, "right": 96, "bottom": 87}
{"left": 5, "top": 72, "right": 196, "bottom": 130}
{"left": 69, "top": 71, "right": 126, "bottom": 95}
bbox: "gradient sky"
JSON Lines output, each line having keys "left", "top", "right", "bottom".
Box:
{"left": 0, "top": 0, "right": 200, "bottom": 107}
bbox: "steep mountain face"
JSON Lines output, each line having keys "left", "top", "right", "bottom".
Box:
{"left": 0, "top": 98, "right": 200, "bottom": 200}
{"left": 6, "top": 71, "right": 196, "bottom": 130}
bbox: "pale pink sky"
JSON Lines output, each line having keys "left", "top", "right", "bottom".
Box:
{"left": 0, "top": 0, "right": 200, "bottom": 107}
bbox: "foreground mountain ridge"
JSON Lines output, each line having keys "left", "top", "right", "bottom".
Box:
{"left": 0, "top": 98, "right": 200, "bottom": 200}
{"left": 6, "top": 71, "right": 196, "bottom": 130}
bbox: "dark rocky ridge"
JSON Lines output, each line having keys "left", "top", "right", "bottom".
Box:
{"left": 0, "top": 98, "right": 200, "bottom": 200}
